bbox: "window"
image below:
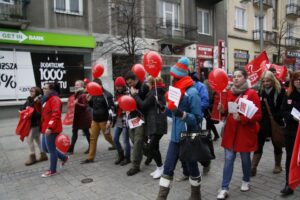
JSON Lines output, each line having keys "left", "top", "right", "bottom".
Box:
{"left": 287, "top": 23, "right": 294, "bottom": 37}
{"left": 235, "top": 7, "right": 246, "bottom": 30}
{"left": 54, "top": 0, "right": 83, "bottom": 15}
{"left": 160, "top": 1, "right": 180, "bottom": 29}
{"left": 0, "top": 0, "right": 13, "bottom": 4}
{"left": 254, "top": 15, "right": 266, "bottom": 30}
{"left": 197, "top": 9, "right": 211, "bottom": 35}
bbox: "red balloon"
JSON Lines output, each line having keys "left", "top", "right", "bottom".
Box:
{"left": 118, "top": 95, "right": 137, "bottom": 112}
{"left": 208, "top": 68, "right": 228, "bottom": 92}
{"left": 143, "top": 51, "right": 162, "bottom": 78}
{"left": 132, "top": 64, "right": 146, "bottom": 82}
{"left": 92, "top": 64, "right": 104, "bottom": 79}
{"left": 83, "top": 78, "right": 90, "bottom": 84}
{"left": 55, "top": 134, "right": 70, "bottom": 154}
{"left": 86, "top": 82, "right": 103, "bottom": 96}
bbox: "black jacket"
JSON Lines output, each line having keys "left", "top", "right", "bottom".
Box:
{"left": 281, "top": 90, "right": 300, "bottom": 137}
{"left": 128, "top": 81, "right": 149, "bottom": 120}
{"left": 20, "top": 97, "right": 41, "bottom": 127}
{"left": 89, "top": 90, "right": 114, "bottom": 122}
{"left": 134, "top": 87, "right": 167, "bottom": 136}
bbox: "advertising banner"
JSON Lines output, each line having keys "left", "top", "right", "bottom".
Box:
{"left": 0, "top": 50, "right": 36, "bottom": 100}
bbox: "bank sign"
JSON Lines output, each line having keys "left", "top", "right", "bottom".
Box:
{"left": 0, "top": 28, "right": 95, "bottom": 48}
{"left": 0, "top": 50, "right": 84, "bottom": 100}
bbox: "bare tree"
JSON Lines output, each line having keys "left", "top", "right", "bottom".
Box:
{"left": 274, "top": 19, "right": 288, "bottom": 64}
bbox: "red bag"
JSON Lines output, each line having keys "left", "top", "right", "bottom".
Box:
{"left": 16, "top": 107, "right": 34, "bottom": 141}
{"left": 63, "top": 95, "right": 75, "bottom": 126}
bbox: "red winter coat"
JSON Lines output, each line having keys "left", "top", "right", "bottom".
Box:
{"left": 221, "top": 89, "right": 262, "bottom": 152}
{"left": 41, "top": 95, "right": 62, "bottom": 134}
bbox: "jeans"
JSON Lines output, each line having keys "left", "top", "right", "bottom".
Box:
{"left": 221, "top": 148, "right": 251, "bottom": 190}
{"left": 113, "top": 127, "right": 131, "bottom": 158}
{"left": 163, "top": 141, "right": 200, "bottom": 178}
{"left": 41, "top": 134, "right": 67, "bottom": 173}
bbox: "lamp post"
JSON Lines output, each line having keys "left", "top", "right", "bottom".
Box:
{"left": 240, "top": 0, "right": 264, "bottom": 52}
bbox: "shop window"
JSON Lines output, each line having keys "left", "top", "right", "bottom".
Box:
{"left": 54, "top": 0, "right": 83, "bottom": 16}
{"left": 235, "top": 7, "right": 246, "bottom": 30}
{"left": 197, "top": 8, "right": 211, "bottom": 35}
{"left": 160, "top": 1, "right": 180, "bottom": 30}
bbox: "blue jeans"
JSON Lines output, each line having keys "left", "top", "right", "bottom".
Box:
{"left": 221, "top": 149, "right": 251, "bottom": 190}
{"left": 113, "top": 127, "right": 130, "bottom": 158}
{"left": 41, "top": 134, "right": 67, "bottom": 173}
{"left": 163, "top": 141, "right": 200, "bottom": 178}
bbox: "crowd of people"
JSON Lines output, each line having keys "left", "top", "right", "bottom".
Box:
{"left": 19, "top": 56, "right": 300, "bottom": 200}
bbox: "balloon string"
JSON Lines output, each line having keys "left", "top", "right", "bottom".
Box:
{"left": 219, "top": 92, "right": 222, "bottom": 121}
{"left": 154, "top": 79, "right": 158, "bottom": 99}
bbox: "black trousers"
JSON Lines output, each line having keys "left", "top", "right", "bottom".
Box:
{"left": 254, "top": 130, "right": 283, "bottom": 155}
{"left": 69, "top": 128, "right": 90, "bottom": 152}
{"left": 284, "top": 134, "right": 296, "bottom": 184}
{"left": 145, "top": 134, "right": 163, "bottom": 167}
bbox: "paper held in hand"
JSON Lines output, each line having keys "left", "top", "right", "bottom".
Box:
{"left": 237, "top": 98, "right": 258, "bottom": 119}
{"left": 128, "top": 117, "right": 144, "bottom": 129}
{"left": 168, "top": 86, "right": 181, "bottom": 107}
{"left": 291, "top": 107, "right": 300, "bottom": 121}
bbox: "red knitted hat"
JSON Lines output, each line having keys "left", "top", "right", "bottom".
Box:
{"left": 114, "top": 76, "right": 126, "bottom": 87}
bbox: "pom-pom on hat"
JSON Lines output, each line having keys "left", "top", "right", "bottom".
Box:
{"left": 170, "top": 57, "right": 190, "bottom": 78}
{"left": 114, "top": 77, "right": 126, "bottom": 87}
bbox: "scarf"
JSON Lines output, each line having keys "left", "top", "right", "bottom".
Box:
{"left": 173, "top": 76, "right": 194, "bottom": 98}
{"left": 231, "top": 82, "right": 249, "bottom": 96}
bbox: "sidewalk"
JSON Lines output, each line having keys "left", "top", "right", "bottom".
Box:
{"left": 0, "top": 117, "right": 299, "bottom": 200}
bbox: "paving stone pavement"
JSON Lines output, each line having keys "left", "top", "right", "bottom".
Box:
{"left": 0, "top": 117, "right": 299, "bottom": 200}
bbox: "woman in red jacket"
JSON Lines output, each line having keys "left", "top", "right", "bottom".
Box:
{"left": 40, "top": 83, "right": 68, "bottom": 177}
{"left": 216, "top": 68, "right": 262, "bottom": 200}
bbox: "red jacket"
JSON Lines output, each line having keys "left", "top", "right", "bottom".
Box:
{"left": 221, "top": 89, "right": 262, "bottom": 152}
{"left": 41, "top": 95, "right": 62, "bottom": 134}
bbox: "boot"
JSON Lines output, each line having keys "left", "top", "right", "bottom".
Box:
{"left": 38, "top": 152, "right": 48, "bottom": 162}
{"left": 273, "top": 153, "right": 282, "bottom": 174}
{"left": 280, "top": 184, "right": 294, "bottom": 196}
{"left": 25, "top": 154, "right": 37, "bottom": 166}
{"left": 189, "top": 176, "right": 201, "bottom": 200}
{"left": 156, "top": 176, "right": 172, "bottom": 200}
{"left": 114, "top": 150, "right": 125, "bottom": 165}
{"left": 120, "top": 156, "right": 131, "bottom": 166}
{"left": 251, "top": 153, "right": 262, "bottom": 177}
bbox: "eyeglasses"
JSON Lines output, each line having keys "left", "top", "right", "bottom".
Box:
{"left": 294, "top": 79, "right": 300, "bottom": 82}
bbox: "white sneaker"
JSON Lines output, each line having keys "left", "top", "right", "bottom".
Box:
{"left": 217, "top": 189, "right": 229, "bottom": 200}
{"left": 153, "top": 166, "right": 164, "bottom": 179}
{"left": 240, "top": 181, "right": 250, "bottom": 192}
{"left": 150, "top": 169, "right": 156, "bottom": 177}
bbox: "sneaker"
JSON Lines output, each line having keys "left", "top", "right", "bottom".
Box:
{"left": 41, "top": 170, "right": 56, "bottom": 178}
{"left": 60, "top": 155, "right": 69, "bottom": 168}
{"left": 217, "top": 189, "right": 229, "bottom": 200}
{"left": 152, "top": 166, "right": 164, "bottom": 179}
{"left": 127, "top": 167, "right": 140, "bottom": 176}
{"left": 240, "top": 181, "right": 250, "bottom": 192}
{"left": 175, "top": 174, "right": 188, "bottom": 182}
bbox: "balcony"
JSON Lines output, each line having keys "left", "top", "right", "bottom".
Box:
{"left": 0, "top": 0, "right": 30, "bottom": 29}
{"left": 253, "top": 30, "right": 276, "bottom": 44}
{"left": 286, "top": 3, "right": 300, "bottom": 19}
{"left": 195, "top": 0, "right": 223, "bottom": 5}
{"left": 156, "top": 20, "right": 199, "bottom": 46}
{"left": 285, "top": 36, "right": 300, "bottom": 48}
{"left": 253, "top": 0, "right": 273, "bottom": 9}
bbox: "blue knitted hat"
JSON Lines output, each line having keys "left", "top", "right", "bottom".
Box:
{"left": 170, "top": 57, "right": 190, "bottom": 78}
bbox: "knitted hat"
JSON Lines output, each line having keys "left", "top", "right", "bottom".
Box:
{"left": 170, "top": 57, "right": 190, "bottom": 78}
{"left": 114, "top": 77, "right": 126, "bottom": 87}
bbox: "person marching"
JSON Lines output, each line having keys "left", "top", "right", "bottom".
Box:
{"left": 251, "top": 71, "right": 285, "bottom": 176}
{"left": 156, "top": 57, "right": 203, "bottom": 200}
{"left": 280, "top": 70, "right": 300, "bottom": 196}
{"left": 132, "top": 76, "right": 167, "bottom": 179}
{"left": 216, "top": 68, "right": 262, "bottom": 199}
{"left": 20, "top": 87, "right": 48, "bottom": 166}
{"left": 113, "top": 77, "right": 131, "bottom": 166}
{"left": 67, "top": 80, "right": 92, "bottom": 154}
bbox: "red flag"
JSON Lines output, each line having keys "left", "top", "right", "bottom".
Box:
{"left": 266, "top": 64, "right": 288, "bottom": 82}
{"left": 16, "top": 107, "right": 34, "bottom": 141}
{"left": 63, "top": 95, "right": 75, "bottom": 126}
{"left": 289, "top": 123, "right": 300, "bottom": 190}
{"left": 245, "top": 51, "right": 269, "bottom": 86}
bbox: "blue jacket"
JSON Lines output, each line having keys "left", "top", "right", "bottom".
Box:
{"left": 168, "top": 86, "right": 203, "bottom": 143}
{"left": 194, "top": 81, "right": 209, "bottom": 111}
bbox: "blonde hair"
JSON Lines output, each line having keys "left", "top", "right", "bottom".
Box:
{"left": 261, "top": 70, "right": 281, "bottom": 93}
{"left": 147, "top": 76, "right": 163, "bottom": 87}
{"left": 75, "top": 80, "right": 85, "bottom": 88}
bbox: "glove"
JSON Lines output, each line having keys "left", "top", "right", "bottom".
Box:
{"left": 167, "top": 101, "right": 176, "bottom": 110}
{"left": 173, "top": 108, "right": 184, "bottom": 118}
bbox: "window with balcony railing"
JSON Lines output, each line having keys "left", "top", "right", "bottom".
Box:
{"left": 54, "top": 0, "right": 83, "bottom": 16}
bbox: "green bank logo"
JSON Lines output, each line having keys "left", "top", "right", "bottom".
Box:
{"left": 0, "top": 29, "right": 95, "bottom": 48}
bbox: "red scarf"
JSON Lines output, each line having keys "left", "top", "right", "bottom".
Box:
{"left": 167, "top": 76, "right": 194, "bottom": 110}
